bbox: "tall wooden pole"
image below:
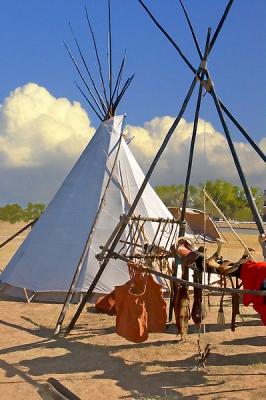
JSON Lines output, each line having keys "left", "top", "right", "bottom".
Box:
{"left": 0, "top": 218, "right": 38, "bottom": 249}
{"left": 207, "top": 0, "right": 234, "bottom": 55}
{"left": 108, "top": 0, "right": 113, "bottom": 111}
{"left": 85, "top": 6, "right": 109, "bottom": 107}
{"left": 219, "top": 101, "right": 266, "bottom": 163}
{"left": 177, "top": 0, "right": 265, "bottom": 163}
{"left": 168, "top": 29, "right": 211, "bottom": 323}
{"left": 178, "top": 0, "right": 202, "bottom": 59}
{"left": 69, "top": 22, "right": 108, "bottom": 115}
{"left": 206, "top": 71, "right": 266, "bottom": 259}
{"left": 139, "top": 0, "right": 265, "bottom": 162}
{"left": 179, "top": 29, "right": 211, "bottom": 237}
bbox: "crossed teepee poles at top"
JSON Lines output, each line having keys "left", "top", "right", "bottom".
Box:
{"left": 65, "top": 1, "right": 134, "bottom": 121}
{"left": 137, "top": 0, "right": 265, "bottom": 249}
{"left": 57, "top": 0, "right": 265, "bottom": 336}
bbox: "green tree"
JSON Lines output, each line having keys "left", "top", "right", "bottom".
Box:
{"left": 0, "top": 202, "right": 46, "bottom": 223}
{"left": 155, "top": 180, "right": 263, "bottom": 222}
{"left": 155, "top": 185, "right": 179, "bottom": 206}
{"left": 0, "top": 204, "right": 24, "bottom": 223}
{"left": 22, "top": 202, "right": 46, "bottom": 221}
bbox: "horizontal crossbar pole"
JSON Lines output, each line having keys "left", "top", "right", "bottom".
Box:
{"left": 112, "top": 251, "right": 266, "bottom": 297}
{"left": 121, "top": 253, "right": 172, "bottom": 259}
{"left": 146, "top": 267, "right": 266, "bottom": 297}
{"left": 130, "top": 216, "right": 180, "bottom": 223}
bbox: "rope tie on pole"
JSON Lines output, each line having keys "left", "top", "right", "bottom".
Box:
{"left": 202, "top": 78, "right": 213, "bottom": 93}
{"left": 199, "top": 60, "right": 207, "bottom": 70}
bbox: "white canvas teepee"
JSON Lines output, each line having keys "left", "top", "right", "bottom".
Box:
{"left": 0, "top": 115, "right": 174, "bottom": 301}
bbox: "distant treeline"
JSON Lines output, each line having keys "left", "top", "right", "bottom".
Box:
{"left": 0, "top": 180, "right": 263, "bottom": 224}
{"left": 155, "top": 179, "right": 263, "bottom": 222}
{"left": 0, "top": 203, "right": 46, "bottom": 223}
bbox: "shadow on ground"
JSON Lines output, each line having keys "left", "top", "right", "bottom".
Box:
{"left": 1, "top": 316, "right": 265, "bottom": 399}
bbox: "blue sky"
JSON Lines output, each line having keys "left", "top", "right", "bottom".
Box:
{"left": 1, "top": 0, "right": 265, "bottom": 138}
{"left": 0, "top": 1, "right": 265, "bottom": 204}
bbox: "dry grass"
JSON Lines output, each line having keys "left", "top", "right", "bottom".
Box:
{"left": 0, "top": 221, "right": 265, "bottom": 399}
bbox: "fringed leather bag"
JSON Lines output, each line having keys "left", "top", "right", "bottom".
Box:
{"left": 115, "top": 263, "right": 167, "bottom": 342}
{"left": 115, "top": 274, "right": 148, "bottom": 343}
{"left": 145, "top": 274, "right": 167, "bottom": 333}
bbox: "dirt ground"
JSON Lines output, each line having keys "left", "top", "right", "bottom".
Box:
{"left": 0, "top": 222, "right": 265, "bottom": 399}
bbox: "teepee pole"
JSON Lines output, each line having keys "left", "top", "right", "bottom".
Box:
{"left": 177, "top": 1, "right": 265, "bottom": 163}
{"left": 64, "top": 41, "right": 106, "bottom": 119}
{"left": 74, "top": 81, "right": 103, "bottom": 121}
{"left": 64, "top": 74, "right": 198, "bottom": 336}
{"left": 138, "top": 0, "right": 196, "bottom": 74}
{"left": 54, "top": 117, "right": 126, "bottom": 335}
{"left": 168, "top": 29, "right": 211, "bottom": 323}
{"left": 108, "top": 0, "right": 113, "bottom": 109}
{"left": 219, "top": 102, "right": 266, "bottom": 163}
{"left": 139, "top": 0, "right": 265, "bottom": 163}
{"left": 206, "top": 71, "right": 266, "bottom": 259}
{"left": 113, "top": 74, "right": 134, "bottom": 111}
{"left": 208, "top": 0, "right": 234, "bottom": 55}
{"left": 85, "top": 5, "right": 109, "bottom": 108}
{"left": 178, "top": 0, "right": 202, "bottom": 59}
{"left": 0, "top": 218, "right": 38, "bottom": 249}
{"left": 139, "top": 0, "right": 234, "bottom": 78}
{"left": 179, "top": 28, "right": 211, "bottom": 237}
{"left": 69, "top": 22, "right": 108, "bottom": 115}
{"left": 111, "top": 49, "right": 127, "bottom": 105}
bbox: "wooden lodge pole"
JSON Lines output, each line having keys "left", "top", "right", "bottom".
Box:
{"left": 0, "top": 218, "right": 38, "bottom": 249}
{"left": 139, "top": 0, "right": 265, "bottom": 162}
{"left": 219, "top": 101, "right": 265, "bottom": 163}
{"left": 104, "top": 250, "right": 266, "bottom": 298}
{"left": 168, "top": 29, "right": 211, "bottom": 323}
{"left": 178, "top": 29, "right": 211, "bottom": 236}
{"left": 206, "top": 71, "right": 266, "bottom": 260}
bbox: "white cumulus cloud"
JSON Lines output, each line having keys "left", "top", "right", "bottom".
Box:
{"left": 0, "top": 83, "right": 94, "bottom": 168}
{"left": 126, "top": 116, "right": 265, "bottom": 189}
{"left": 0, "top": 83, "right": 95, "bottom": 204}
{"left": 0, "top": 84, "right": 264, "bottom": 205}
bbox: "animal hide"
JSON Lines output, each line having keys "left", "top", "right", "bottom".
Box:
{"left": 174, "top": 284, "right": 190, "bottom": 339}
{"left": 95, "top": 290, "right": 116, "bottom": 315}
{"left": 191, "top": 271, "right": 203, "bottom": 327}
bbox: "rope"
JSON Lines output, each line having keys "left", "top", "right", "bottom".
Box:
{"left": 203, "top": 189, "right": 256, "bottom": 261}
{"left": 201, "top": 117, "right": 207, "bottom": 340}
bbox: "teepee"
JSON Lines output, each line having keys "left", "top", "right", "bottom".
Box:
{"left": 0, "top": 3, "right": 175, "bottom": 302}
{"left": 1, "top": 115, "right": 173, "bottom": 301}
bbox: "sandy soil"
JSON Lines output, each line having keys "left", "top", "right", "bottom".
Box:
{"left": 0, "top": 222, "right": 265, "bottom": 399}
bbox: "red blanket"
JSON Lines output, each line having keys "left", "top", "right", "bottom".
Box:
{"left": 240, "top": 260, "right": 266, "bottom": 325}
